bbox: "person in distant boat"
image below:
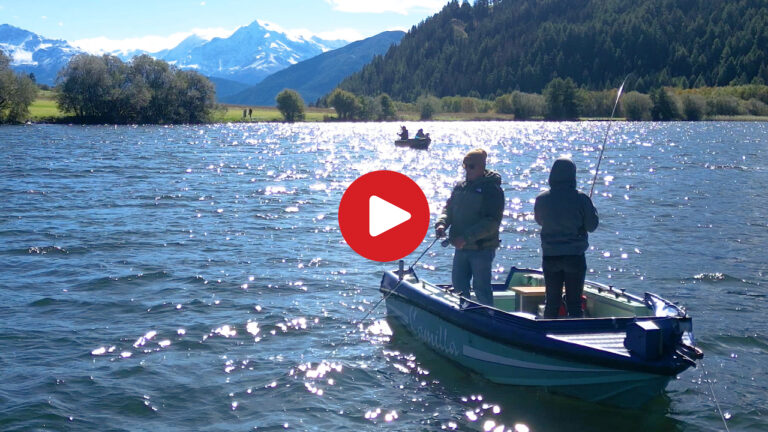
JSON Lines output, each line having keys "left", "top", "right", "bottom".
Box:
{"left": 415, "top": 128, "right": 426, "bottom": 139}
{"left": 435, "top": 148, "right": 504, "bottom": 307}
{"left": 398, "top": 126, "right": 409, "bottom": 140}
{"left": 534, "top": 157, "right": 599, "bottom": 318}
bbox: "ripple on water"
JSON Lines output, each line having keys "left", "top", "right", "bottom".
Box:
{"left": 1, "top": 122, "right": 767, "bottom": 431}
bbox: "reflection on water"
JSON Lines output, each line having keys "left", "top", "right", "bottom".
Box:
{"left": 0, "top": 122, "right": 766, "bottom": 431}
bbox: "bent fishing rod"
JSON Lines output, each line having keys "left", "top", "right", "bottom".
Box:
{"left": 589, "top": 75, "right": 629, "bottom": 198}
{"left": 357, "top": 236, "right": 441, "bottom": 324}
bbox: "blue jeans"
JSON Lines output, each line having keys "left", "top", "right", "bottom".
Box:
{"left": 452, "top": 248, "right": 495, "bottom": 306}
{"left": 542, "top": 255, "right": 586, "bottom": 318}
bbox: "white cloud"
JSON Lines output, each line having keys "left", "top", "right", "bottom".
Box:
{"left": 316, "top": 28, "right": 365, "bottom": 42}
{"left": 325, "top": 0, "right": 446, "bottom": 15}
{"left": 256, "top": 19, "right": 362, "bottom": 43}
{"left": 72, "top": 27, "right": 235, "bottom": 54}
{"left": 190, "top": 26, "right": 236, "bottom": 40}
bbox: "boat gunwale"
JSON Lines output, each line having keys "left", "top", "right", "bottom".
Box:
{"left": 380, "top": 270, "right": 694, "bottom": 376}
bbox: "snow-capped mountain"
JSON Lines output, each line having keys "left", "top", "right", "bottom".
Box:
{"left": 1, "top": 20, "right": 349, "bottom": 87}
{"left": 157, "top": 20, "right": 348, "bottom": 85}
{"left": 152, "top": 34, "right": 208, "bottom": 63}
{"left": 0, "top": 24, "right": 84, "bottom": 85}
{"left": 224, "top": 30, "right": 405, "bottom": 106}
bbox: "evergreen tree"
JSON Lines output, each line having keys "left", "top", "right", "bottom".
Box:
{"left": 380, "top": 93, "right": 397, "bottom": 119}
{"left": 335, "top": 0, "right": 768, "bottom": 101}
{"left": 544, "top": 77, "right": 580, "bottom": 120}
{"left": 650, "top": 88, "right": 680, "bottom": 121}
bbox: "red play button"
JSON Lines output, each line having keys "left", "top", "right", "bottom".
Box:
{"left": 338, "top": 170, "right": 430, "bottom": 262}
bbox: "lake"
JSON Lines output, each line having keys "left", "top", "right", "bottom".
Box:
{"left": 1, "top": 122, "right": 766, "bottom": 431}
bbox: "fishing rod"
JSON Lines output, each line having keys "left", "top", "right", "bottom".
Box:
{"left": 357, "top": 236, "right": 441, "bottom": 324}
{"left": 585, "top": 77, "right": 729, "bottom": 427}
{"left": 589, "top": 75, "right": 629, "bottom": 198}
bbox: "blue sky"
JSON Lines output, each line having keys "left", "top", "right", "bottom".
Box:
{"left": 0, "top": 0, "right": 447, "bottom": 52}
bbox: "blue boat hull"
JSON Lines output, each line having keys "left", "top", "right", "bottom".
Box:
{"left": 380, "top": 268, "right": 702, "bottom": 407}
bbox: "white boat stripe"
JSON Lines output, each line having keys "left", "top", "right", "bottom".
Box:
{"left": 462, "top": 345, "right": 615, "bottom": 373}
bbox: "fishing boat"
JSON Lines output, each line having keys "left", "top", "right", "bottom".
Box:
{"left": 394, "top": 136, "right": 431, "bottom": 149}
{"left": 379, "top": 264, "right": 703, "bottom": 407}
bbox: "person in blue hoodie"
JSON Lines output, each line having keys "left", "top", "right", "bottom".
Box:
{"left": 436, "top": 149, "right": 505, "bottom": 306}
{"left": 534, "top": 157, "right": 599, "bottom": 318}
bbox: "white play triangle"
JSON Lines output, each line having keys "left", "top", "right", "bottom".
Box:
{"left": 369, "top": 195, "right": 411, "bottom": 237}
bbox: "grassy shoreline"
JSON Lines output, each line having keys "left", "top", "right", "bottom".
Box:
{"left": 26, "top": 92, "right": 768, "bottom": 124}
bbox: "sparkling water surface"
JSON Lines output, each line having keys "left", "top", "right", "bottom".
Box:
{"left": 1, "top": 122, "right": 766, "bottom": 431}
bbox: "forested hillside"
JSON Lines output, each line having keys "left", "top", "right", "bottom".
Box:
{"left": 338, "top": 0, "right": 768, "bottom": 102}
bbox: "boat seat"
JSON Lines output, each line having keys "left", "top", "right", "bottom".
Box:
{"left": 507, "top": 285, "right": 546, "bottom": 314}
{"left": 584, "top": 286, "right": 652, "bottom": 318}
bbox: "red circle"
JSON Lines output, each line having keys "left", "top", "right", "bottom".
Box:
{"left": 338, "top": 170, "right": 430, "bottom": 262}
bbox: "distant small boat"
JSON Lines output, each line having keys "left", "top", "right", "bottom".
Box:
{"left": 380, "top": 265, "right": 703, "bottom": 407}
{"left": 394, "top": 137, "right": 431, "bottom": 149}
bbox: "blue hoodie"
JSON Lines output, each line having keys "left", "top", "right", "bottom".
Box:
{"left": 534, "top": 158, "right": 599, "bottom": 256}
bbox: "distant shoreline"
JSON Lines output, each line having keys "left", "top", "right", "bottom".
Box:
{"left": 23, "top": 91, "right": 768, "bottom": 125}
{"left": 22, "top": 114, "right": 768, "bottom": 125}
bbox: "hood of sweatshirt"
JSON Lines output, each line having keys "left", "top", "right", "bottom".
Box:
{"left": 548, "top": 158, "right": 577, "bottom": 189}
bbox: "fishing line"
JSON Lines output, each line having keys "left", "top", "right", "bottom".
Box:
{"left": 586, "top": 76, "right": 723, "bottom": 425}
{"left": 589, "top": 75, "right": 630, "bottom": 198}
{"left": 357, "top": 236, "right": 440, "bottom": 324}
{"left": 701, "top": 360, "right": 731, "bottom": 432}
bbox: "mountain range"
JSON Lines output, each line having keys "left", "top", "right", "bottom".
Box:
{"left": 0, "top": 21, "right": 346, "bottom": 87}
{"left": 152, "top": 20, "right": 348, "bottom": 86}
{"left": 223, "top": 30, "right": 405, "bottom": 106}
{"left": 1, "top": 21, "right": 403, "bottom": 106}
{"left": 0, "top": 24, "right": 82, "bottom": 85}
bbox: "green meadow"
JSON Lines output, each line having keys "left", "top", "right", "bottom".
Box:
{"left": 28, "top": 91, "right": 338, "bottom": 124}
{"left": 26, "top": 91, "right": 766, "bottom": 124}
{"left": 28, "top": 90, "right": 65, "bottom": 122}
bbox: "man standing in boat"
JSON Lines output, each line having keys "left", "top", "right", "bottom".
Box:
{"left": 435, "top": 149, "right": 504, "bottom": 306}
{"left": 534, "top": 157, "right": 599, "bottom": 318}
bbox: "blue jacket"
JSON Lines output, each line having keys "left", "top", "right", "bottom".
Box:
{"left": 534, "top": 158, "right": 599, "bottom": 256}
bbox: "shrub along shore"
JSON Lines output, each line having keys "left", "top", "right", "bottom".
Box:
{"left": 26, "top": 89, "right": 768, "bottom": 124}
{"left": 5, "top": 53, "right": 768, "bottom": 125}
{"left": 19, "top": 68, "right": 768, "bottom": 124}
